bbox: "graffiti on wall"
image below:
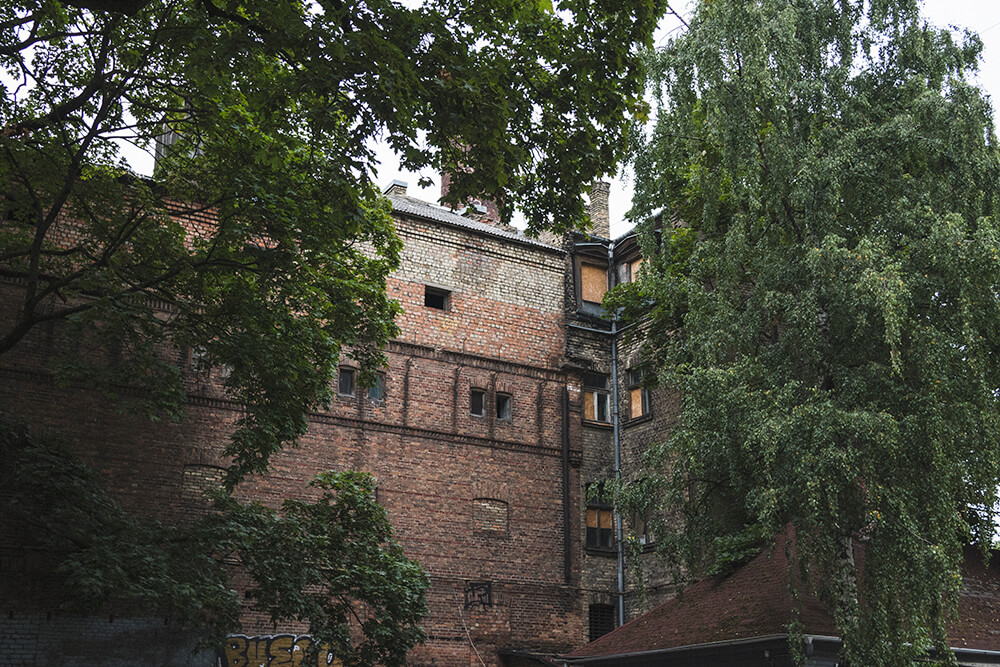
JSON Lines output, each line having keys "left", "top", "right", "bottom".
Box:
{"left": 219, "top": 634, "right": 341, "bottom": 667}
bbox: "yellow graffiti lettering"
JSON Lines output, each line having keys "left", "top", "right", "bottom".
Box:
{"left": 223, "top": 636, "right": 249, "bottom": 667}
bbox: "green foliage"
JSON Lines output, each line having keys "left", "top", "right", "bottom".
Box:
{"left": 1, "top": 414, "right": 428, "bottom": 665}
{"left": 615, "top": 0, "right": 1000, "bottom": 664}
{"left": 0, "top": 0, "right": 668, "bottom": 482}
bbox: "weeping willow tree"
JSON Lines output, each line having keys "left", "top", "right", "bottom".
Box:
{"left": 613, "top": 0, "right": 1000, "bottom": 663}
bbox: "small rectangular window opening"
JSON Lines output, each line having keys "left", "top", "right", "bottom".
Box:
{"left": 582, "top": 372, "right": 610, "bottom": 423}
{"left": 470, "top": 389, "right": 485, "bottom": 417}
{"left": 424, "top": 286, "right": 450, "bottom": 310}
{"left": 338, "top": 368, "right": 355, "bottom": 396}
{"left": 627, "top": 368, "right": 651, "bottom": 419}
{"left": 367, "top": 374, "right": 386, "bottom": 401}
{"left": 589, "top": 604, "right": 616, "bottom": 642}
{"left": 586, "top": 483, "right": 614, "bottom": 550}
{"left": 496, "top": 393, "right": 512, "bottom": 421}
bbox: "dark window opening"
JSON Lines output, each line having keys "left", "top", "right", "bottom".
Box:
{"left": 338, "top": 368, "right": 355, "bottom": 396}
{"left": 367, "top": 374, "right": 386, "bottom": 401}
{"left": 589, "top": 604, "right": 616, "bottom": 642}
{"left": 586, "top": 483, "right": 614, "bottom": 550}
{"left": 471, "top": 389, "right": 485, "bottom": 417}
{"left": 496, "top": 393, "right": 512, "bottom": 421}
{"left": 424, "top": 286, "right": 450, "bottom": 310}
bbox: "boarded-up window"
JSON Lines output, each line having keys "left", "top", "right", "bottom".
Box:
{"left": 583, "top": 372, "right": 610, "bottom": 423}
{"left": 580, "top": 263, "right": 608, "bottom": 304}
{"left": 474, "top": 498, "right": 509, "bottom": 534}
{"left": 586, "top": 483, "right": 614, "bottom": 550}
{"left": 627, "top": 368, "right": 650, "bottom": 419}
{"left": 182, "top": 464, "right": 224, "bottom": 505}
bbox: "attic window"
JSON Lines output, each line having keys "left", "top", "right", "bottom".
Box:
{"left": 424, "top": 286, "right": 450, "bottom": 310}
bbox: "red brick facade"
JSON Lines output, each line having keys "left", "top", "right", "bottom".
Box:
{"left": 0, "top": 183, "right": 673, "bottom": 666}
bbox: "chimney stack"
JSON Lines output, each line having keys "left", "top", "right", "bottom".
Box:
{"left": 440, "top": 171, "right": 501, "bottom": 225}
{"left": 384, "top": 179, "right": 408, "bottom": 197}
{"left": 587, "top": 181, "right": 610, "bottom": 238}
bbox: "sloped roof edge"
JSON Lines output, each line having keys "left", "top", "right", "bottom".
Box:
{"left": 387, "top": 193, "right": 562, "bottom": 252}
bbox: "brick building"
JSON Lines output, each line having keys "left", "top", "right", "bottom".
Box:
{"left": 0, "top": 180, "right": 676, "bottom": 666}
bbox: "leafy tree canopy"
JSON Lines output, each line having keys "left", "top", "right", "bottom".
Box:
{"left": 612, "top": 0, "right": 1000, "bottom": 663}
{"left": 1, "top": 414, "right": 428, "bottom": 665}
{"left": 0, "top": 0, "right": 667, "bottom": 482}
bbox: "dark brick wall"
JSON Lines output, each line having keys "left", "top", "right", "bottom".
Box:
{"left": 0, "top": 205, "right": 593, "bottom": 665}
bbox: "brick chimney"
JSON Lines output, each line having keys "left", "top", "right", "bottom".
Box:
{"left": 587, "top": 181, "right": 610, "bottom": 238}
{"left": 440, "top": 171, "right": 501, "bottom": 225}
{"left": 384, "top": 179, "right": 408, "bottom": 197}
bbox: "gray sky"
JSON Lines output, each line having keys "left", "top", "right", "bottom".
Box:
{"left": 113, "top": 1, "right": 1000, "bottom": 236}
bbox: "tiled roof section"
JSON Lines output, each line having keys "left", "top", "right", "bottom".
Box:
{"left": 387, "top": 193, "right": 559, "bottom": 251}
{"left": 567, "top": 534, "right": 1000, "bottom": 658}
{"left": 566, "top": 531, "right": 835, "bottom": 658}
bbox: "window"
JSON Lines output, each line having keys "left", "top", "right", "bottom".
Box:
{"left": 618, "top": 256, "right": 643, "bottom": 284}
{"left": 496, "top": 393, "right": 512, "bottom": 421}
{"left": 589, "top": 604, "right": 616, "bottom": 642}
{"left": 470, "top": 388, "right": 486, "bottom": 417}
{"left": 473, "top": 498, "right": 509, "bottom": 534}
{"left": 583, "top": 372, "right": 610, "bottom": 423}
{"left": 367, "top": 373, "right": 386, "bottom": 401}
{"left": 632, "top": 511, "right": 654, "bottom": 546}
{"left": 627, "top": 368, "right": 651, "bottom": 419}
{"left": 586, "top": 483, "right": 614, "bottom": 551}
{"left": 580, "top": 262, "right": 608, "bottom": 307}
{"left": 424, "top": 286, "right": 450, "bottom": 310}
{"left": 338, "top": 368, "right": 355, "bottom": 396}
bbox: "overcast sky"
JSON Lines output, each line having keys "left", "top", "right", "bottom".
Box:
{"left": 114, "top": 1, "right": 1000, "bottom": 237}
{"left": 371, "top": 0, "right": 1000, "bottom": 237}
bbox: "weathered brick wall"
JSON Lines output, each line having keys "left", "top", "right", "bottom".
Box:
{"left": 0, "top": 200, "right": 591, "bottom": 665}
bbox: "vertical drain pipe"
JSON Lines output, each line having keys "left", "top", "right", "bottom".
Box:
{"left": 609, "top": 240, "right": 625, "bottom": 627}
{"left": 562, "top": 386, "right": 571, "bottom": 584}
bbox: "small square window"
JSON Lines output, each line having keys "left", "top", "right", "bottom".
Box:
{"left": 338, "top": 368, "right": 355, "bottom": 396}
{"left": 424, "top": 286, "right": 450, "bottom": 310}
{"left": 496, "top": 393, "right": 511, "bottom": 421}
{"left": 367, "top": 374, "right": 386, "bottom": 401}
{"left": 470, "top": 389, "right": 485, "bottom": 417}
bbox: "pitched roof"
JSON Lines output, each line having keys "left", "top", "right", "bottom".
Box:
{"left": 567, "top": 534, "right": 1000, "bottom": 659}
{"left": 387, "top": 193, "right": 560, "bottom": 251}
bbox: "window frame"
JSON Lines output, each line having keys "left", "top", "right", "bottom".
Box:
{"left": 582, "top": 372, "right": 611, "bottom": 424}
{"left": 496, "top": 392, "right": 512, "bottom": 421}
{"left": 586, "top": 483, "right": 615, "bottom": 552}
{"left": 424, "top": 285, "right": 451, "bottom": 310}
{"left": 627, "top": 367, "right": 651, "bottom": 420}
{"left": 337, "top": 367, "right": 355, "bottom": 396}
{"left": 366, "top": 373, "right": 386, "bottom": 402}
{"left": 588, "top": 603, "right": 617, "bottom": 642}
{"left": 470, "top": 388, "right": 486, "bottom": 417}
{"left": 574, "top": 256, "right": 609, "bottom": 315}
